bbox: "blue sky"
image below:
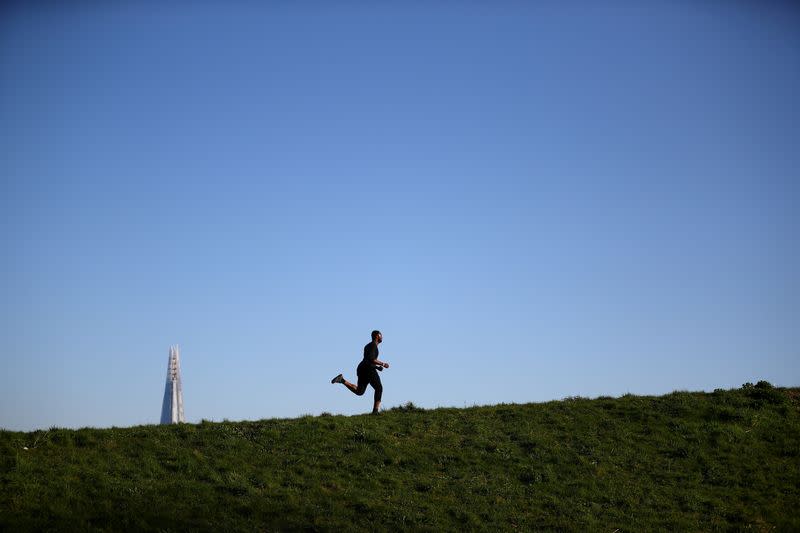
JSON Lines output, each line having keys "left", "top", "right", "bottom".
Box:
{"left": 1, "top": 2, "right": 798, "bottom": 431}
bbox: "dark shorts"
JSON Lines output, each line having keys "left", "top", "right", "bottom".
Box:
{"left": 356, "top": 360, "right": 383, "bottom": 402}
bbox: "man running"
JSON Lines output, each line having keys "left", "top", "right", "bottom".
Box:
{"left": 331, "top": 330, "right": 390, "bottom": 415}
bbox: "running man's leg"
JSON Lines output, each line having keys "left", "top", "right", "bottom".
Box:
{"left": 369, "top": 371, "right": 383, "bottom": 413}
{"left": 334, "top": 365, "right": 378, "bottom": 410}
{"left": 343, "top": 378, "right": 367, "bottom": 396}
{"left": 345, "top": 370, "right": 370, "bottom": 396}
{"left": 332, "top": 371, "right": 369, "bottom": 396}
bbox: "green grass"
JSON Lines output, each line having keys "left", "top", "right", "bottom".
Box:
{"left": 2, "top": 381, "right": 799, "bottom": 531}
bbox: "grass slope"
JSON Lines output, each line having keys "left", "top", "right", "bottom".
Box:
{"left": 1, "top": 382, "right": 799, "bottom": 532}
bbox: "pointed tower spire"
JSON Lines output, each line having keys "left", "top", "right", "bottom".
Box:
{"left": 160, "top": 345, "right": 185, "bottom": 424}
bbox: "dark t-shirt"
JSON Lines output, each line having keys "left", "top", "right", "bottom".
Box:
{"left": 363, "top": 341, "right": 379, "bottom": 364}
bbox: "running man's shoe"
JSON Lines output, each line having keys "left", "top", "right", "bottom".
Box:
{"left": 331, "top": 373, "right": 344, "bottom": 384}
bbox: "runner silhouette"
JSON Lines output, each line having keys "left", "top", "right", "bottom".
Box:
{"left": 331, "top": 330, "right": 390, "bottom": 415}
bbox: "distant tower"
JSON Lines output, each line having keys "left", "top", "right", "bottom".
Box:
{"left": 160, "top": 345, "right": 185, "bottom": 424}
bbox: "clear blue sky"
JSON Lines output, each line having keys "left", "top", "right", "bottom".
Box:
{"left": 1, "top": 2, "right": 798, "bottom": 431}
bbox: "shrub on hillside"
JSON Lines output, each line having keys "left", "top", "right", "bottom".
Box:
{"left": 390, "top": 401, "right": 423, "bottom": 412}
{"left": 742, "top": 381, "right": 786, "bottom": 406}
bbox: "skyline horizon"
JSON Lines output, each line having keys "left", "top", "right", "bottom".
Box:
{"left": 3, "top": 340, "right": 795, "bottom": 432}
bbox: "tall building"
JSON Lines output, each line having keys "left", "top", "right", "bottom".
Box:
{"left": 160, "top": 345, "right": 185, "bottom": 424}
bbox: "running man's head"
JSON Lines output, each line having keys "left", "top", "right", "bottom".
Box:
{"left": 371, "top": 330, "right": 382, "bottom": 344}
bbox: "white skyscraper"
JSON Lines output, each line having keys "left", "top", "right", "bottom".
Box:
{"left": 160, "top": 345, "right": 185, "bottom": 424}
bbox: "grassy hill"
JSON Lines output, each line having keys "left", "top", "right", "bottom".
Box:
{"left": 1, "top": 382, "right": 798, "bottom": 532}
